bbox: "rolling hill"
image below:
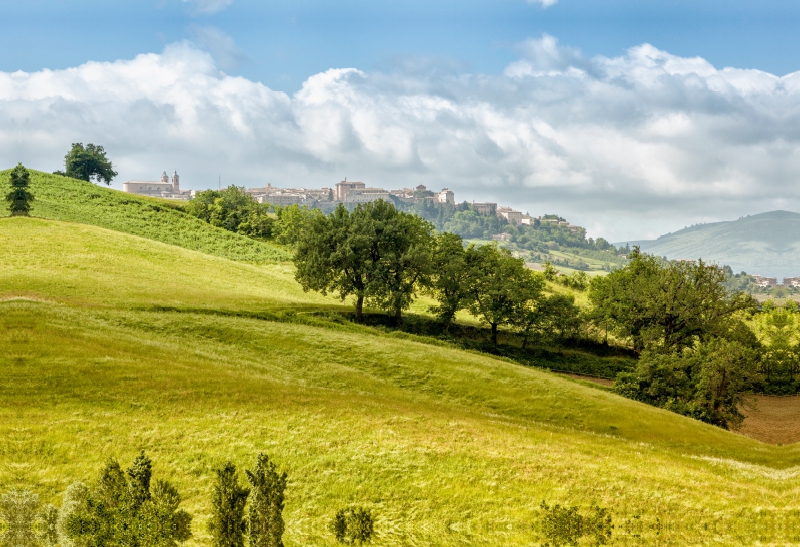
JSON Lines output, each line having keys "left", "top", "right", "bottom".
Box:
{"left": 2, "top": 171, "right": 800, "bottom": 545}
{"left": 627, "top": 210, "right": 800, "bottom": 279}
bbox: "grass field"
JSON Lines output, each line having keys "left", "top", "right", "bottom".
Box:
{"left": 3, "top": 216, "right": 800, "bottom": 545}
{"left": 0, "top": 170, "right": 290, "bottom": 263}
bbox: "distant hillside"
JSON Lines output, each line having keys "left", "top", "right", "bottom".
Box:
{"left": 622, "top": 211, "right": 800, "bottom": 279}
{"left": 0, "top": 169, "right": 291, "bottom": 263}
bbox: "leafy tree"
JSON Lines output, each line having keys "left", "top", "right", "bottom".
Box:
{"left": 64, "top": 143, "right": 118, "bottom": 185}
{"left": 464, "top": 244, "right": 541, "bottom": 345}
{"left": 614, "top": 339, "right": 760, "bottom": 428}
{"left": 62, "top": 452, "right": 192, "bottom": 547}
{"left": 428, "top": 232, "right": 469, "bottom": 328}
{"left": 186, "top": 186, "right": 276, "bottom": 240}
{"left": 272, "top": 205, "right": 321, "bottom": 247}
{"left": 246, "top": 453, "right": 287, "bottom": 547}
{"left": 589, "top": 248, "right": 756, "bottom": 354}
{"left": 515, "top": 292, "right": 582, "bottom": 349}
{"left": 295, "top": 201, "right": 433, "bottom": 321}
{"left": 5, "top": 163, "right": 34, "bottom": 216}
{"left": 39, "top": 505, "right": 59, "bottom": 547}
{"left": 208, "top": 462, "right": 249, "bottom": 547}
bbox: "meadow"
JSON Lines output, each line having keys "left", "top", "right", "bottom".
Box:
{"left": 2, "top": 173, "right": 800, "bottom": 545}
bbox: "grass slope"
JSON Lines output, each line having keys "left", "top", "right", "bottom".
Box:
{"left": 634, "top": 210, "right": 800, "bottom": 279}
{"left": 3, "top": 217, "right": 800, "bottom": 546}
{"left": 0, "top": 170, "right": 290, "bottom": 263}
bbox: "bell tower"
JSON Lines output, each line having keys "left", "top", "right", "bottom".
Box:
{"left": 160, "top": 170, "right": 169, "bottom": 183}
{"left": 172, "top": 170, "right": 180, "bottom": 193}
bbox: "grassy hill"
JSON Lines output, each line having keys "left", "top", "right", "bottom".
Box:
{"left": 627, "top": 210, "right": 800, "bottom": 279}
{"left": 3, "top": 215, "right": 800, "bottom": 546}
{"left": 0, "top": 170, "right": 291, "bottom": 263}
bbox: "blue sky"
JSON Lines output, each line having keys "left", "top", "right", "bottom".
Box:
{"left": 4, "top": 0, "right": 800, "bottom": 241}
{"left": 4, "top": 0, "right": 800, "bottom": 91}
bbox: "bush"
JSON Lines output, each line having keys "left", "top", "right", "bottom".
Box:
{"left": 540, "top": 502, "right": 612, "bottom": 547}
{"left": 331, "top": 507, "right": 374, "bottom": 544}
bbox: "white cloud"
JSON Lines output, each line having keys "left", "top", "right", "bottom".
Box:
{"left": 2, "top": 37, "right": 800, "bottom": 241}
{"left": 182, "top": 0, "right": 233, "bottom": 15}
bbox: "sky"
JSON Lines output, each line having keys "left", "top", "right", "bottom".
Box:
{"left": 3, "top": 0, "right": 800, "bottom": 241}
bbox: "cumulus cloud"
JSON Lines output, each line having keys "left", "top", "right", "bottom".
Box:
{"left": 2, "top": 36, "right": 800, "bottom": 240}
{"left": 183, "top": 0, "right": 233, "bottom": 16}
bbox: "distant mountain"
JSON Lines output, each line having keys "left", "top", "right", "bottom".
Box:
{"left": 618, "top": 211, "right": 800, "bottom": 280}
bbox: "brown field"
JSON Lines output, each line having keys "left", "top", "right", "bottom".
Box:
{"left": 558, "top": 373, "right": 800, "bottom": 445}
{"left": 739, "top": 395, "right": 800, "bottom": 445}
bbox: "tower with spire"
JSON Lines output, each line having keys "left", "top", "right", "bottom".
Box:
{"left": 171, "top": 170, "right": 180, "bottom": 193}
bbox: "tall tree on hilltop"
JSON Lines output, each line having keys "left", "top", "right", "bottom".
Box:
{"left": 6, "top": 163, "right": 34, "bottom": 216}
{"left": 64, "top": 143, "right": 117, "bottom": 185}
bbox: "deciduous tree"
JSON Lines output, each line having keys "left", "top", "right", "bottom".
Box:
{"left": 64, "top": 143, "right": 118, "bottom": 185}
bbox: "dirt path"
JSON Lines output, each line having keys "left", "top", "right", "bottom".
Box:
{"left": 738, "top": 395, "right": 800, "bottom": 445}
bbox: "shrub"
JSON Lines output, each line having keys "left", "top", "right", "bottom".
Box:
{"left": 208, "top": 462, "right": 250, "bottom": 547}
{"left": 331, "top": 506, "right": 374, "bottom": 544}
{"left": 540, "top": 502, "right": 612, "bottom": 547}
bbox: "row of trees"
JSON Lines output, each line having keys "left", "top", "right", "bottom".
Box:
{"left": 294, "top": 201, "right": 581, "bottom": 344}
{"left": 2, "top": 452, "right": 372, "bottom": 547}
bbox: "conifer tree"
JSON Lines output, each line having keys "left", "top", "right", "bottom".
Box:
{"left": 5, "top": 163, "right": 33, "bottom": 216}
{"left": 208, "top": 462, "right": 250, "bottom": 547}
{"left": 246, "top": 453, "right": 287, "bottom": 547}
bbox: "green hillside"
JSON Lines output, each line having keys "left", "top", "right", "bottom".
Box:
{"left": 0, "top": 169, "right": 291, "bottom": 263}
{"left": 630, "top": 210, "right": 800, "bottom": 279}
{"left": 3, "top": 216, "right": 800, "bottom": 546}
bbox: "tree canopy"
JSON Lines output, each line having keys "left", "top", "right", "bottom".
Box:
{"left": 294, "top": 200, "right": 434, "bottom": 321}
{"left": 63, "top": 143, "right": 118, "bottom": 185}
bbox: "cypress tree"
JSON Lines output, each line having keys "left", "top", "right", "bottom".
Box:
{"left": 246, "top": 453, "right": 287, "bottom": 547}
{"left": 208, "top": 462, "right": 249, "bottom": 547}
{"left": 6, "top": 163, "right": 34, "bottom": 216}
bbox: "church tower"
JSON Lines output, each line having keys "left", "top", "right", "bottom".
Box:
{"left": 172, "top": 170, "right": 180, "bottom": 193}
{"left": 160, "top": 170, "right": 169, "bottom": 183}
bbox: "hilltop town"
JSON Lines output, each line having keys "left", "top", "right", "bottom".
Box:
{"left": 122, "top": 173, "right": 584, "bottom": 237}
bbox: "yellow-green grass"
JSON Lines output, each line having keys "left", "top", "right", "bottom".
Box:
{"left": 3, "top": 217, "right": 800, "bottom": 545}
{"left": 0, "top": 170, "right": 290, "bottom": 263}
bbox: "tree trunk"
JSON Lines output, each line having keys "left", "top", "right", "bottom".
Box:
{"left": 491, "top": 323, "right": 498, "bottom": 345}
{"left": 393, "top": 305, "right": 402, "bottom": 326}
{"left": 355, "top": 295, "right": 364, "bottom": 322}
{"left": 522, "top": 335, "right": 528, "bottom": 350}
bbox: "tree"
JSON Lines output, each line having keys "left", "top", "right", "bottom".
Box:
{"left": 428, "top": 232, "right": 469, "bottom": 329}
{"left": 5, "top": 163, "right": 34, "bottom": 216}
{"left": 295, "top": 201, "right": 433, "bottom": 322}
{"left": 464, "top": 244, "right": 541, "bottom": 345}
{"left": 246, "top": 453, "right": 287, "bottom": 547}
{"left": 64, "top": 143, "right": 117, "bottom": 185}
{"left": 208, "top": 462, "right": 249, "bottom": 547}
{"left": 614, "top": 339, "right": 760, "bottom": 429}
{"left": 589, "top": 248, "right": 756, "bottom": 354}
{"left": 186, "top": 186, "right": 275, "bottom": 240}
{"left": 61, "top": 453, "right": 192, "bottom": 547}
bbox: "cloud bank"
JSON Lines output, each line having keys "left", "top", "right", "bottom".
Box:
{"left": 2, "top": 35, "right": 800, "bottom": 240}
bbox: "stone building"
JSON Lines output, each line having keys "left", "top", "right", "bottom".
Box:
{"left": 123, "top": 171, "right": 190, "bottom": 200}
